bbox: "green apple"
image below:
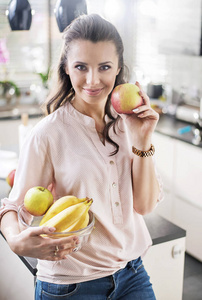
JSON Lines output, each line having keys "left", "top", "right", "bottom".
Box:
{"left": 24, "top": 186, "right": 53, "bottom": 216}
{"left": 111, "top": 83, "right": 143, "bottom": 114}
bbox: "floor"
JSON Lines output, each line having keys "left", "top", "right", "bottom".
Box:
{"left": 183, "top": 253, "right": 202, "bottom": 300}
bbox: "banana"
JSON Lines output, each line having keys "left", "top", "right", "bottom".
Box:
{"left": 40, "top": 199, "right": 93, "bottom": 232}
{"left": 62, "top": 211, "right": 89, "bottom": 233}
{"left": 39, "top": 195, "right": 87, "bottom": 225}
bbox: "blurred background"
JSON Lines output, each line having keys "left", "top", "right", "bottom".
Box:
{"left": 0, "top": 0, "right": 202, "bottom": 108}
{"left": 0, "top": 1, "right": 202, "bottom": 299}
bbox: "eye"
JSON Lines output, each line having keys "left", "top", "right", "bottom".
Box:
{"left": 99, "top": 65, "right": 111, "bottom": 71}
{"left": 75, "top": 65, "right": 87, "bottom": 71}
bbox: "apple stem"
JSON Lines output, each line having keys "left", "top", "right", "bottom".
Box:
{"left": 38, "top": 187, "right": 45, "bottom": 192}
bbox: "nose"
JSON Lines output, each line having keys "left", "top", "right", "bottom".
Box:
{"left": 86, "top": 69, "right": 100, "bottom": 86}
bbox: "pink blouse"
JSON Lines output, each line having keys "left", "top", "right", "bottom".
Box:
{"left": 0, "top": 102, "right": 163, "bottom": 284}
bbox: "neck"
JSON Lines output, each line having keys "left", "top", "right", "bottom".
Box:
{"left": 71, "top": 98, "right": 106, "bottom": 130}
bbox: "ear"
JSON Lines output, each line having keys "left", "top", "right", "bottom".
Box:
{"left": 65, "top": 66, "right": 69, "bottom": 75}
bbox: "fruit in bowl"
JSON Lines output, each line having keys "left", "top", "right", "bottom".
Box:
{"left": 18, "top": 193, "right": 95, "bottom": 250}
{"left": 24, "top": 186, "right": 54, "bottom": 216}
{"left": 111, "top": 83, "right": 143, "bottom": 114}
{"left": 39, "top": 195, "right": 87, "bottom": 225}
{"left": 40, "top": 198, "right": 93, "bottom": 233}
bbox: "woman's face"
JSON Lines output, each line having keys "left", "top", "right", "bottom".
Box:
{"left": 65, "top": 39, "right": 120, "bottom": 109}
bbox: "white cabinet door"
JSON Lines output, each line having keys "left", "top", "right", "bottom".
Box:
{"left": 153, "top": 132, "right": 175, "bottom": 192}
{"left": 153, "top": 132, "right": 175, "bottom": 222}
{"left": 174, "top": 140, "right": 202, "bottom": 209}
{"left": 143, "top": 237, "right": 186, "bottom": 300}
{"left": 0, "top": 235, "right": 34, "bottom": 300}
{"left": 172, "top": 196, "right": 202, "bottom": 262}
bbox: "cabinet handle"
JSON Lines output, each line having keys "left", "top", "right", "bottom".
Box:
{"left": 172, "top": 244, "right": 183, "bottom": 259}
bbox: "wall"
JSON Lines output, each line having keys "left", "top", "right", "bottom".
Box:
{"left": 1, "top": 0, "right": 202, "bottom": 103}
{"left": 87, "top": 0, "right": 202, "bottom": 100}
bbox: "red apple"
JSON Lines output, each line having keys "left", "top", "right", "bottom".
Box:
{"left": 6, "top": 169, "right": 16, "bottom": 188}
{"left": 111, "top": 83, "right": 143, "bottom": 114}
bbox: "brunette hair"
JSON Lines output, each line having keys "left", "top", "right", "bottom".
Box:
{"left": 45, "top": 14, "right": 128, "bottom": 155}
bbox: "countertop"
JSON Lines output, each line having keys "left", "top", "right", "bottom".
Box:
{"left": 0, "top": 104, "right": 44, "bottom": 120}
{"left": 0, "top": 212, "right": 186, "bottom": 276}
{"left": 0, "top": 103, "right": 201, "bottom": 148}
{"left": 155, "top": 114, "right": 202, "bottom": 148}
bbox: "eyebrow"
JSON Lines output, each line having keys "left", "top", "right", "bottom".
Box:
{"left": 73, "top": 61, "right": 113, "bottom": 65}
{"left": 99, "top": 61, "right": 113, "bottom": 65}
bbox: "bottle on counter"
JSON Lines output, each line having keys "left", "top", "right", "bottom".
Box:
{"left": 18, "top": 113, "right": 33, "bottom": 152}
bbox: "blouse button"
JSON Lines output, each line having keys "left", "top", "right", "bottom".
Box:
{"left": 112, "top": 182, "right": 117, "bottom": 188}
{"left": 115, "top": 202, "right": 119, "bottom": 207}
{"left": 110, "top": 160, "right": 114, "bottom": 165}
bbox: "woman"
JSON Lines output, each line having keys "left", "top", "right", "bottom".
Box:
{"left": 0, "top": 14, "right": 163, "bottom": 299}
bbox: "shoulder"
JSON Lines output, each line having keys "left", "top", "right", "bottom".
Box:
{"left": 32, "top": 104, "right": 70, "bottom": 137}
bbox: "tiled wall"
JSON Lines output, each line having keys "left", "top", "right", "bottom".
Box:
{"left": 87, "top": 0, "right": 202, "bottom": 101}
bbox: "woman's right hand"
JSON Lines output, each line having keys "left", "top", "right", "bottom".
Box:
{"left": 8, "top": 226, "right": 80, "bottom": 261}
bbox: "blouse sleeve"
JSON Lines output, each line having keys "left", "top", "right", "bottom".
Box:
{"left": 0, "top": 127, "right": 54, "bottom": 222}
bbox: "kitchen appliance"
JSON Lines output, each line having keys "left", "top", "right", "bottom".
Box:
{"left": 147, "top": 83, "right": 163, "bottom": 99}
{"left": 175, "top": 104, "right": 200, "bottom": 124}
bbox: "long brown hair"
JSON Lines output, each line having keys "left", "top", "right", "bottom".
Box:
{"left": 45, "top": 14, "right": 128, "bottom": 155}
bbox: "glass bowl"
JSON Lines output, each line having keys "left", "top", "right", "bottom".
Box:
{"left": 17, "top": 204, "right": 95, "bottom": 251}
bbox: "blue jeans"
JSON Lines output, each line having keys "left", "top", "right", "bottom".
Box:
{"left": 35, "top": 257, "right": 156, "bottom": 300}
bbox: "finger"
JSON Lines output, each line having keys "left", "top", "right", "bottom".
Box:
{"left": 135, "top": 81, "right": 141, "bottom": 89}
{"left": 137, "top": 109, "right": 159, "bottom": 119}
{"left": 135, "top": 81, "right": 150, "bottom": 106}
{"left": 133, "top": 104, "right": 149, "bottom": 114}
{"left": 50, "top": 246, "right": 76, "bottom": 261}
{"left": 139, "top": 90, "right": 150, "bottom": 106}
{"left": 50, "top": 235, "right": 80, "bottom": 250}
{"left": 29, "top": 226, "right": 56, "bottom": 237}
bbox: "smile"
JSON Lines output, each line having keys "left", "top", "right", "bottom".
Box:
{"left": 83, "top": 88, "right": 103, "bottom": 96}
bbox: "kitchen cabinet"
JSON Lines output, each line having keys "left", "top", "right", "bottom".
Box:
{"left": 153, "top": 131, "right": 202, "bottom": 261}
{"left": 143, "top": 237, "right": 185, "bottom": 300}
{"left": 0, "top": 234, "right": 35, "bottom": 300}
{"left": 174, "top": 141, "right": 202, "bottom": 208}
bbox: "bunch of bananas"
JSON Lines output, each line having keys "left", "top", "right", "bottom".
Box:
{"left": 39, "top": 195, "right": 93, "bottom": 233}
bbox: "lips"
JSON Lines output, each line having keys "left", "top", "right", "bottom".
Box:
{"left": 83, "top": 88, "right": 103, "bottom": 96}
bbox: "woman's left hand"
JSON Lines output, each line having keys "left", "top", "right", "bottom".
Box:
{"left": 120, "top": 81, "right": 159, "bottom": 148}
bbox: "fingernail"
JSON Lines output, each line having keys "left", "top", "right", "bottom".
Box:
{"left": 133, "top": 108, "right": 139, "bottom": 112}
{"left": 74, "top": 240, "right": 80, "bottom": 246}
{"left": 48, "top": 227, "right": 56, "bottom": 232}
{"left": 73, "top": 237, "right": 79, "bottom": 243}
